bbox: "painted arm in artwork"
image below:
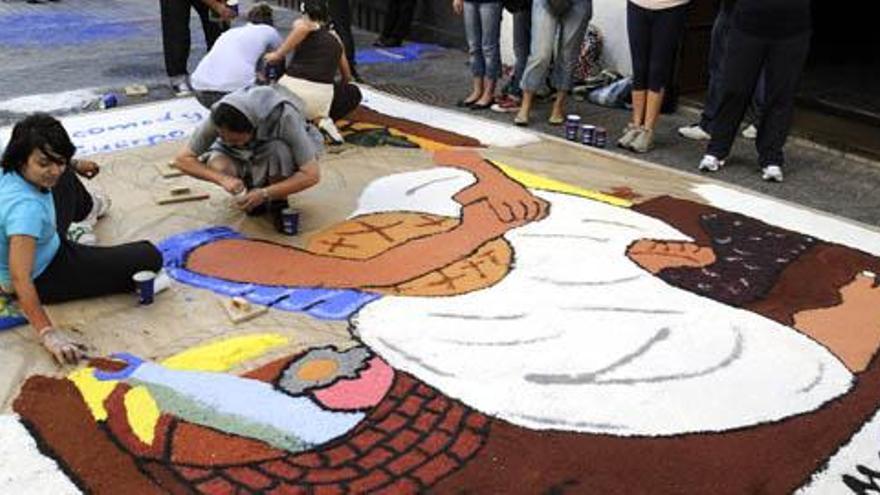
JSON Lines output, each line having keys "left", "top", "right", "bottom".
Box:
{"left": 627, "top": 239, "right": 880, "bottom": 374}
{"left": 187, "top": 149, "right": 548, "bottom": 288}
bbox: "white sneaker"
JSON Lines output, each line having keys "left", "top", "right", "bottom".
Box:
{"left": 170, "top": 77, "right": 192, "bottom": 97}
{"left": 154, "top": 270, "right": 172, "bottom": 295}
{"left": 318, "top": 117, "right": 344, "bottom": 144}
{"left": 698, "top": 154, "right": 725, "bottom": 173}
{"left": 678, "top": 124, "right": 711, "bottom": 141}
{"left": 86, "top": 189, "right": 111, "bottom": 224}
{"left": 67, "top": 222, "right": 97, "bottom": 245}
{"left": 761, "top": 164, "right": 784, "bottom": 182}
{"left": 741, "top": 124, "right": 757, "bottom": 140}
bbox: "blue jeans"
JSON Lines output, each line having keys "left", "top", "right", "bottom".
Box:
{"left": 464, "top": 1, "right": 503, "bottom": 80}
{"left": 509, "top": 7, "right": 532, "bottom": 95}
{"left": 520, "top": 0, "right": 591, "bottom": 92}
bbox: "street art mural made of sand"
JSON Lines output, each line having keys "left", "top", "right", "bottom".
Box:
{"left": 4, "top": 140, "right": 880, "bottom": 494}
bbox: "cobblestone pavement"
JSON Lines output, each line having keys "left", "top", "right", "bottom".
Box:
{"left": 1, "top": 0, "right": 878, "bottom": 226}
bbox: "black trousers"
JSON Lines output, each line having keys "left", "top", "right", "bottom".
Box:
{"left": 707, "top": 29, "right": 810, "bottom": 167}
{"left": 160, "top": 0, "right": 226, "bottom": 78}
{"left": 329, "top": 0, "right": 357, "bottom": 72}
{"left": 34, "top": 166, "right": 162, "bottom": 304}
{"left": 329, "top": 82, "right": 363, "bottom": 121}
{"left": 51, "top": 165, "right": 92, "bottom": 236}
{"left": 381, "top": 0, "right": 417, "bottom": 41}
{"left": 699, "top": 6, "right": 764, "bottom": 131}
{"left": 626, "top": 1, "right": 689, "bottom": 92}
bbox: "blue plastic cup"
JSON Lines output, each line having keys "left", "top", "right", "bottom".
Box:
{"left": 278, "top": 208, "right": 300, "bottom": 236}
{"left": 133, "top": 270, "right": 156, "bottom": 305}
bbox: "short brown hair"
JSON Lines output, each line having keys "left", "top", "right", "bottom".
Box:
{"left": 247, "top": 2, "right": 274, "bottom": 26}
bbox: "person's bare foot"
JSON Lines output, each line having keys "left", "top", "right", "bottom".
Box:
{"left": 626, "top": 239, "right": 717, "bottom": 274}
{"left": 794, "top": 270, "right": 880, "bottom": 372}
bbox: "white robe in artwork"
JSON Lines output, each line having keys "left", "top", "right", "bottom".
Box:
{"left": 351, "top": 167, "right": 854, "bottom": 436}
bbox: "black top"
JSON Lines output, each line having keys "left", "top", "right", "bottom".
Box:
{"left": 733, "top": 0, "right": 811, "bottom": 39}
{"left": 285, "top": 26, "right": 343, "bottom": 84}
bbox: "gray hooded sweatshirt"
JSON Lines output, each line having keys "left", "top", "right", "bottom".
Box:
{"left": 189, "top": 85, "right": 323, "bottom": 187}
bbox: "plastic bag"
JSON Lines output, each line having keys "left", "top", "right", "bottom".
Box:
{"left": 588, "top": 77, "right": 632, "bottom": 109}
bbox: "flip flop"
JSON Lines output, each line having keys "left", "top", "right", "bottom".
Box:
{"left": 514, "top": 114, "right": 529, "bottom": 127}
{"left": 548, "top": 115, "right": 565, "bottom": 126}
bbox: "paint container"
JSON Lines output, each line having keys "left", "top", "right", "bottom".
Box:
{"left": 277, "top": 208, "right": 300, "bottom": 236}
{"left": 580, "top": 124, "right": 596, "bottom": 146}
{"left": 593, "top": 127, "right": 608, "bottom": 148}
{"left": 99, "top": 93, "right": 118, "bottom": 110}
{"left": 133, "top": 270, "right": 156, "bottom": 305}
{"left": 564, "top": 115, "right": 581, "bottom": 141}
{"left": 263, "top": 61, "right": 283, "bottom": 83}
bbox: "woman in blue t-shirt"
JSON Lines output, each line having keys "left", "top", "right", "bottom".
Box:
{"left": 0, "top": 114, "right": 163, "bottom": 365}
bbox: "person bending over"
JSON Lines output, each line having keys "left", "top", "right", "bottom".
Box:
{"left": 0, "top": 114, "right": 163, "bottom": 364}
{"left": 264, "top": 0, "right": 359, "bottom": 143}
{"left": 174, "top": 85, "right": 322, "bottom": 216}
{"left": 190, "top": 2, "right": 283, "bottom": 109}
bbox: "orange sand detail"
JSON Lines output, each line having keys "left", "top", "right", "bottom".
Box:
{"left": 306, "top": 212, "right": 512, "bottom": 296}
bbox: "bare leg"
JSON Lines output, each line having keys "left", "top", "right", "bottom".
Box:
{"left": 550, "top": 91, "right": 566, "bottom": 122}
{"left": 631, "top": 90, "right": 647, "bottom": 126}
{"left": 644, "top": 89, "right": 665, "bottom": 130}
{"left": 206, "top": 154, "right": 237, "bottom": 177}
{"left": 476, "top": 78, "right": 497, "bottom": 106}
{"left": 515, "top": 90, "right": 535, "bottom": 124}
{"left": 463, "top": 77, "right": 484, "bottom": 104}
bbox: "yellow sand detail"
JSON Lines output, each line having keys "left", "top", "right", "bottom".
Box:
{"left": 341, "top": 121, "right": 451, "bottom": 151}
{"left": 495, "top": 162, "right": 632, "bottom": 208}
{"left": 160, "top": 333, "right": 289, "bottom": 372}
{"left": 124, "top": 386, "right": 161, "bottom": 445}
{"left": 68, "top": 368, "right": 117, "bottom": 421}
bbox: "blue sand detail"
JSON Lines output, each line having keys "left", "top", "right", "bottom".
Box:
{"left": 0, "top": 316, "right": 27, "bottom": 331}
{"left": 0, "top": 13, "right": 146, "bottom": 47}
{"left": 355, "top": 43, "right": 444, "bottom": 65}
{"left": 159, "top": 227, "right": 380, "bottom": 321}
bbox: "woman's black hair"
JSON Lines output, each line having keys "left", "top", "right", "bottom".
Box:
{"left": 300, "top": 0, "right": 329, "bottom": 23}
{"left": 211, "top": 103, "right": 255, "bottom": 133}
{"left": 1, "top": 113, "right": 76, "bottom": 174}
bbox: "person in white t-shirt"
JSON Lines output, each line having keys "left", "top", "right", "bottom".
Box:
{"left": 191, "top": 3, "right": 283, "bottom": 109}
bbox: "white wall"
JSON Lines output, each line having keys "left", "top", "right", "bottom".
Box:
{"left": 499, "top": 0, "right": 632, "bottom": 77}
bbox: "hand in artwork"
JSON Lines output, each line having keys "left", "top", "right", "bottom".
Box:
{"left": 461, "top": 199, "right": 533, "bottom": 239}
{"left": 626, "top": 239, "right": 717, "bottom": 274}
{"left": 794, "top": 270, "right": 880, "bottom": 372}
{"left": 40, "top": 327, "right": 89, "bottom": 365}
{"left": 73, "top": 159, "right": 100, "bottom": 179}
{"left": 234, "top": 189, "right": 266, "bottom": 212}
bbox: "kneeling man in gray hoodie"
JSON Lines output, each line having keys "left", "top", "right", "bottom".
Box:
{"left": 175, "top": 85, "right": 323, "bottom": 215}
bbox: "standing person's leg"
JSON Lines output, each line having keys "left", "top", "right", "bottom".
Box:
{"left": 391, "top": 0, "right": 418, "bottom": 42}
{"left": 547, "top": 0, "right": 590, "bottom": 123}
{"left": 643, "top": 4, "right": 687, "bottom": 130}
{"left": 51, "top": 165, "right": 93, "bottom": 237}
{"left": 754, "top": 31, "right": 810, "bottom": 179}
{"left": 696, "top": 6, "right": 731, "bottom": 133}
{"left": 461, "top": 1, "right": 487, "bottom": 106}
{"left": 702, "top": 28, "right": 767, "bottom": 171}
{"left": 379, "top": 0, "right": 401, "bottom": 42}
{"left": 510, "top": 5, "right": 532, "bottom": 97}
{"left": 620, "top": 1, "right": 651, "bottom": 148}
{"left": 515, "top": 0, "right": 557, "bottom": 125}
{"left": 329, "top": 0, "right": 357, "bottom": 78}
{"left": 160, "top": 0, "right": 192, "bottom": 80}
{"left": 33, "top": 241, "right": 163, "bottom": 304}
{"left": 473, "top": 2, "right": 503, "bottom": 107}
{"left": 193, "top": 0, "right": 225, "bottom": 50}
